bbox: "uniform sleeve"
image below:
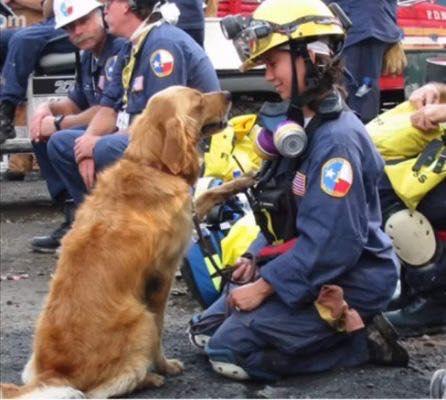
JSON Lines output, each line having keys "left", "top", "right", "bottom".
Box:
{"left": 67, "top": 81, "right": 89, "bottom": 111}
{"left": 67, "top": 55, "right": 89, "bottom": 111}
{"left": 259, "top": 139, "right": 369, "bottom": 308}
{"left": 143, "top": 38, "right": 189, "bottom": 95}
{"left": 100, "top": 45, "right": 128, "bottom": 110}
{"left": 188, "top": 55, "right": 221, "bottom": 93}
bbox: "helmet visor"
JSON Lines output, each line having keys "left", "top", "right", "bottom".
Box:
{"left": 231, "top": 14, "right": 343, "bottom": 70}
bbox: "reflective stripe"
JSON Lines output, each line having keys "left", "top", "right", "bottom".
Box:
{"left": 204, "top": 255, "right": 223, "bottom": 291}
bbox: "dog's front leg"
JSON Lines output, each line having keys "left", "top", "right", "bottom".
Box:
{"left": 145, "top": 271, "right": 184, "bottom": 376}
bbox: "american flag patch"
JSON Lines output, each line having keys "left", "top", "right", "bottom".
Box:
{"left": 292, "top": 171, "right": 306, "bottom": 196}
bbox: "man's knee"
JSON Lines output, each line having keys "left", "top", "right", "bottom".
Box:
{"left": 93, "top": 135, "right": 128, "bottom": 170}
{"left": 47, "top": 130, "right": 78, "bottom": 163}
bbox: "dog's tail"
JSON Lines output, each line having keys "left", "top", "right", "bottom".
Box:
{"left": 0, "top": 380, "right": 84, "bottom": 399}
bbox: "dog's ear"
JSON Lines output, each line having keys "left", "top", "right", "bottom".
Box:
{"left": 161, "top": 117, "right": 187, "bottom": 175}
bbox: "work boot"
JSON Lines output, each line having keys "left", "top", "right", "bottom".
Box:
{"left": 0, "top": 101, "right": 16, "bottom": 144}
{"left": 430, "top": 369, "right": 446, "bottom": 399}
{"left": 384, "top": 295, "right": 446, "bottom": 337}
{"left": 367, "top": 313, "right": 409, "bottom": 367}
{"left": 31, "top": 200, "right": 75, "bottom": 253}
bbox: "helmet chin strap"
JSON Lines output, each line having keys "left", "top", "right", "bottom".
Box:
{"left": 287, "top": 40, "right": 322, "bottom": 125}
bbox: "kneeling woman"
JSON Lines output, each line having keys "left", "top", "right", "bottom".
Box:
{"left": 190, "top": 0, "right": 408, "bottom": 381}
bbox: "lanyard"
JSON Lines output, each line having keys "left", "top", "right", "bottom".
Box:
{"left": 121, "top": 22, "right": 160, "bottom": 110}
{"left": 90, "top": 56, "right": 98, "bottom": 95}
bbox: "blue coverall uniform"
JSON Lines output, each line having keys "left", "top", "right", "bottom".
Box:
{"left": 324, "top": 0, "right": 402, "bottom": 122}
{"left": 173, "top": 0, "right": 205, "bottom": 47}
{"left": 47, "top": 22, "right": 220, "bottom": 205}
{"left": 193, "top": 110, "right": 399, "bottom": 380}
{"left": 0, "top": 17, "right": 75, "bottom": 105}
{"left": 32, "top": 35, "right": 126, "bottom": 202}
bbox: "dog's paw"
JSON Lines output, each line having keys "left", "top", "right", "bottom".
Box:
{"left": 162, "top": 358, "right": 184, "bottom": 376}
{"left": 143, "top": 372, "right": 165, "bottom": 388}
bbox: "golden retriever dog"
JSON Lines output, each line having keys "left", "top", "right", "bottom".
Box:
{"left": 1, "top": 86, "right": 231, "bottom": 399}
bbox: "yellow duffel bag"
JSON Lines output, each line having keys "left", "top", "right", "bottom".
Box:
{"left": 367, "top": 101, "right": 443, "bottom": 161}
{"left": 385, "top": 139, "right": 445, "bottom": 210}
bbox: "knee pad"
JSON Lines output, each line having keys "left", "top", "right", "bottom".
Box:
{"left": 206, "top": 346, "right": 278, "bottom": 381}
{"left": 385, "top": 209, "right": 437, "bottom": 267}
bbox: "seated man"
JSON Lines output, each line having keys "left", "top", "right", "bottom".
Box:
{"left": 378, "top": 82, "right": 446, "bottom": 336}
{"left": 29, "top": 0, "right": 126, "bottom": 253}
{"left": 46, "top": 0, "right": 219, "bottom": 207}
{"left": 0, "top": 0, "right": 75, "bottom": 143}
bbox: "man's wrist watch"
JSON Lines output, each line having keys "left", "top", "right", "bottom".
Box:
{"left": 53, "top": 115, "right": 65, "bottom": 131}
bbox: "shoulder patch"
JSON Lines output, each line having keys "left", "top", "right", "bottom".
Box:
{"left": 105, "top": 55, "right": 118, "bottom": 81}
{"left": 150, "top": 49, "right": 174, "bottom": 78}
{"left": 320, "top": 158, "right": 353, "bottom": 198}
{"left": 292, "top": 171, "right": 306, "bottom": 196}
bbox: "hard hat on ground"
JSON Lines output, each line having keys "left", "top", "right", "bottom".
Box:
{"left": 385, "top": 209, "right": 437, "bottom": 267}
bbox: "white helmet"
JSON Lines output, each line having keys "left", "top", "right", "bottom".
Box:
{"left": 54, "top": 0, "right": 103, "bottom": 29}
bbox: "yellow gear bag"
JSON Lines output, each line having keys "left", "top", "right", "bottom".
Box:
{"left": 203, "top": 114, "right": 262, "bottom": 181}
{"left": 385, "top": 142, "right": 445, "bottom": 210}
{"left": 367, "top": 101, "right": 443, "bottom": 161}
{"left": 221, "top": 212, "right": 260, "bottom": 267}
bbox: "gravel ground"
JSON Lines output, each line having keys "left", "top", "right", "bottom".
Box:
{"left": 1, "top": 178, "right": 445, "bottom": 398}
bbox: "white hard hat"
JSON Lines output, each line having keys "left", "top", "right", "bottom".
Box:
{"left": 385, "top": 209, "right": 437, "bottom": 267}
{"left": 54, "top": 0, "right": 103, "bottom": 29}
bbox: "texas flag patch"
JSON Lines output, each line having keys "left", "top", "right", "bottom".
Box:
{"left": 150, "top": 49, "right": 174, "bottom": 78}
{"left": 320, "top": 158, "right": 353, "bottom": 198}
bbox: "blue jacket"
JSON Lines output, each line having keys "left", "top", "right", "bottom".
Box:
{"left": 100, "top": 23, "right": 219, "bottom": 117}
{"left": 324, "top": 0, "right": 402, "bottom": 47}
{"left": 173, "top": 0, "right": 205, "bottom": 30}
{"left": 255, "top": 111, "right": 399, "bottom": 316}
{"left": 68, "top": 34, "right": 127, "bottom": 111}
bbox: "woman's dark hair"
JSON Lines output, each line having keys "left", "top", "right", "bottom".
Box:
{"left": 304, "top": 54, "right": 347, "bottom": 111}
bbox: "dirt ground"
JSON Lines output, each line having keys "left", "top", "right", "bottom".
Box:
{"left": 1, "top": 178, "right": 445, "bottom": 399}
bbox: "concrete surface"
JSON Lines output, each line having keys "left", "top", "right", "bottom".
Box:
{"left": 1, "top": 177, "right": 445, "bottom": 398}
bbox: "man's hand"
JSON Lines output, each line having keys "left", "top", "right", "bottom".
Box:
{"left": 30, "top": 104, "right": 52, "bottom": 141}
{"left": 78, "top": 158, "right": 96, "bottom": 190}
{"left": 228, "top": 278, "right": 274, "bottom": 312}
{"left": 411, "top": 104, "right": 446, "bottom": 132}
{"left": 410, "top": 83, "right": 441, "bottom": 110}
{"left": 231, "top": 257, "right": 258, "bottom": 283}
{"left": 74, "top": 135, "right": 100, "bottom": 163}
{"left": 38, "top": 115, "right": 57, "bottom": 139}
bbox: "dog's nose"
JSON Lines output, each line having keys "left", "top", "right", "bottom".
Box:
{"left": 223, "top": 91, "right": 232, "bottom": 102}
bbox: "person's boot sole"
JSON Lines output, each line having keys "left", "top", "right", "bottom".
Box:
{"left": 31, "top": 245, "right": 59, "bottom": 254}
{"left": 394, "top": 324, "right": 446, "bottom": 338}
{"left": 430, "top": 369, "right": 446, "bottom": 399}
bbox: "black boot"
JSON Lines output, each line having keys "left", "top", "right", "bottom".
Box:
{"left": 384, "top": 293, "right": 446, "bottom": 337}
{"left": 0, "top": 101, "right": 16, "bottom": 144}
{"left": 367, "top": 313, "right": 409, "bottom": 367}
{"left": 31, "top": 200, "right": 75, "bottom": 253}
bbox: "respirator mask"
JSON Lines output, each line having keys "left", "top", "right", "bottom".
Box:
{"left": 252, "top": 101, "right": 307, "bottom": 159}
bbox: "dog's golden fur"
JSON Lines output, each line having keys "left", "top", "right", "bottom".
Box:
{"left": 1, "top": 86, "right": 230, "bottom": 399}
